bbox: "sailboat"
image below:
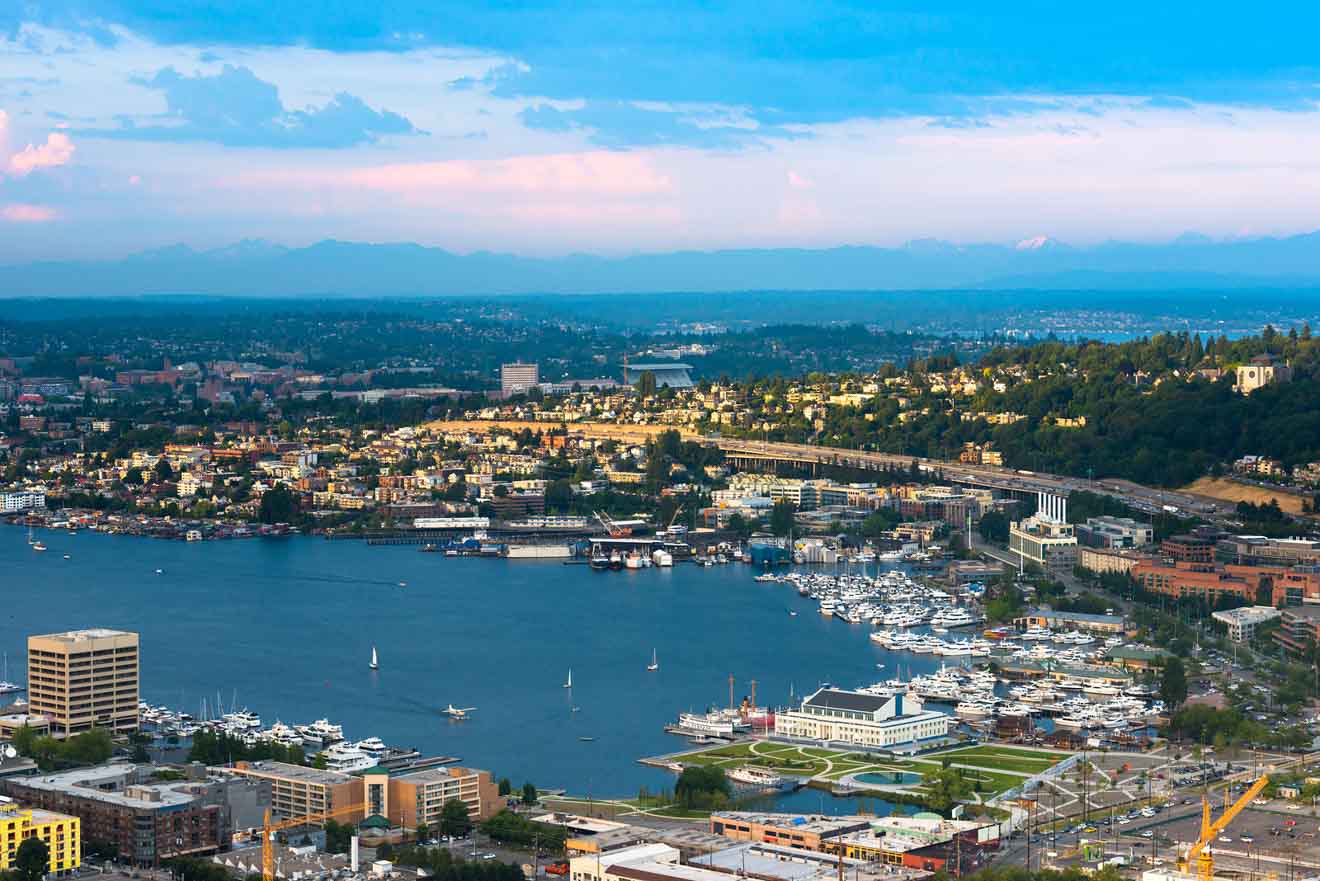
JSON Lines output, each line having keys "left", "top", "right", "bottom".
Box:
{"left": 562, "top": 668, "right": 572, "bottom": 689}
{"left": 369, "top": 646, "right": 378, "bottom": 670}
{"left": 647, "top": 649, "right": 659, "bottom": 672}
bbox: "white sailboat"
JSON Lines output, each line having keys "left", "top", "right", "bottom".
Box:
{"left": 647, "top": 649, "right": 659, "bottom": 672}
{"left": 369, "top": 646, "right": 378, "bottom": 670}
{"left": 562, "top": 668, "right": 572, "bottom": 689}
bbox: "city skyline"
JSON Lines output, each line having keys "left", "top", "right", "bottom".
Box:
{"left": 6, "top": 3, "right": 1320, "bottom": 262}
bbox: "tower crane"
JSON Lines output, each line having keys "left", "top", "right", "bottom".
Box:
{"left": 259, "top": 803, "right": 366, "bottom": 881}
{"left": 1180, "top": 775, "right": 1269, "bottom": 881}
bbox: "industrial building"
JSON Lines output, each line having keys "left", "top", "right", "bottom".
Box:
{"left": 1075, "top": 516, "right": 1153, "bottom": 549}
{"left": 27, "top": 629, "right": 139, "bottom": 737}
{"left": 772, "top": 689, "right": 952, "bottom": 751}
{"left": 1008, "top": 494, "right": 1077, "bottom": 570}
{"left": 622, "top": 363, "right": 694, "bottom": 389}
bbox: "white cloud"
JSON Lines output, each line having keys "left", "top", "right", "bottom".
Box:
{"left": 7, "top": 132, "right": 76, "bottom": 176}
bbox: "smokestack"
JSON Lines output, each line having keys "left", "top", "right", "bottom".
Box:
{"left": 351, "top": 835, "right": 360, "bottom": 872}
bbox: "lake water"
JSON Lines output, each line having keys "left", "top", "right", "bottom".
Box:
{"left": 1, "top": 527, "right": 949, "bottom": 802}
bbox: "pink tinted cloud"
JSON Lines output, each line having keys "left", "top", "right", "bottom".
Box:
{"left": 237, "top": 151, "right": 672, "bottom": 198}
{"left": 2, "top": 203, "right": 58, "bottom": 223}
{"left": 7, "top": 132, "right": 75, "bottom": 176}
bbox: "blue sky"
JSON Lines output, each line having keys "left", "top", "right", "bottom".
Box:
{"left": 3, "top": 2, "right": 1320, "bottom": 259}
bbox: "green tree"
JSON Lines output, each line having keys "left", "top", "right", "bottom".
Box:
{"left": 154, "top": 458, "right": 175, "bottom": 482}
{"left": 415, "top": 823, "right": 430, "bottom": 842}
{"left": 323, "top": 819, "right": 353, "bottom": 854}
{"left": 259, "top": 485, "right": 297, "bottom": 524}
{"left": 439, "top": 798, "right": 472, "bottom": 837}
{"left": 521, "top": 782, "right": 538, "bottom": 805}
{"left": 1160, "top": 656, "right": 1189, "bottom": 711}
{"left": 921, "top": 767, "right": 971, "bottom": 817}
{"left": 769, "top": 499, "right": 795, "bottom": 536}
{"left": 544, "top": 479, "right": 574, "bottom": 511}
{"left": 14, "top": 837, "right": 50, "bottom": 881}
{"left": 635, "top": 370, "right": 658, "bottom": 398}
{"left": 977, "top": 511, "right": 1010, "bottom": 544}
{"left": 497, "top": 778, "right": 512, "bottom": 796}
{"left": 727, "top": 513, "right": 752, "bottom": 539}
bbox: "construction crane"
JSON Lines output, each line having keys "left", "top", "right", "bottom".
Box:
{"left": 261, "top": 803, "right": 366, "bottom": 881}
{"left": 594, "top": 510, "right": 631, "bottom": 537}
{"left": 1180, "top": 775, "right": 1269, "bottom": 881}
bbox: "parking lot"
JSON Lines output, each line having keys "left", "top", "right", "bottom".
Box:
{"left": 1116, "top": 806, "right": 1320, "bottom": 872}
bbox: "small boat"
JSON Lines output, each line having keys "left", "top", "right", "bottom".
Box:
{"left": 788, "top": 609, "right": 798, "bottom": 617}
{"left": 563, "top": 669, "right": 573, "bottom": 689}
{"left": 578, "top": 736, "right": 595, "bottom": 742}
{"left": 369, "top": 646, "right": 378, "bottom": 670}
{"left": 398, "top": 581, "right": 407, "bottom": 588}
{"left": 154, "top": 568, "right": 164, "bottom": 574}
{"left": 32, "top": 541, "right": 47, "bottom": 552}
{"left": 647, "top": 648, "right": 659, "bottom": 672}
{"left": 62, "top": 554, "right": 71, "bottom": 560}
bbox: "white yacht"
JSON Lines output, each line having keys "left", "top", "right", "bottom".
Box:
{"left": 321, "top": 742, "right": 378, "bottom": 772}
{"left": 678, "top": 712, "right": 736, "bottom": 737}
{"left": 727, "top": 766, "right": 786, "bottom": 788}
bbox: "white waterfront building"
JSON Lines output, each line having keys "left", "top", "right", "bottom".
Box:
{"left": 774, "top": 688, "right": 952, "bottom": 750}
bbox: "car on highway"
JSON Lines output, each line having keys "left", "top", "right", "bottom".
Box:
{"left": 1219, "top": 836, "right": 1232, "bottom": 843}
{"left": 1142, "top": 831, "right": 1155, "bottom": 839}
{"left": 1241, "top": 835, "right": 1254, "bottom": 843}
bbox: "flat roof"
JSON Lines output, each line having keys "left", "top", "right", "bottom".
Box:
{"left": 693, "top": 842, "right": 874, "bottom": 881}
{"left": 12, "top": 764, "right": 196, "bottom": 809}
{"left": 611, "top": 860, "right": 730, "bottom": 881}
{"left": 1211, "top": 606, "right": 1281, "bottom": 623}
{"left": 229, "top": 760, "right": 352, "bottom": 786}
{"left": 29, "top": 628, "right": 136, "bottom": 643}
{"left": 713, "top": 811, "right": 871, "bottom": 835}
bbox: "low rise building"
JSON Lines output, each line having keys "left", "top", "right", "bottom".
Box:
{"left": 773, "top": 689, "right": 952, "bottom": 751}
{"left": 2, "top": 764, "right": 264, "bottom": 866}
{"left": 709, "top": 812, "right": 872, "bottom": 851}
{"left": 1274, "top": 605, "right": 1320, "bottom": 659}
{"left": 1212, "top": 606, "right": 1281, "bottom": 643}
{"left": 1161, "top": 534, "right": 1216, "bottom": 564}
{"left": 1075, "top": 516, "right": 1153, "bottom": 549}
{"left": 1013, "top": 610, "right": 1125, "bottom": 634}
{"left": 0, "top": 799, "right": 80, "bottom": 876}
{"left": 1077, "top": 546, "right": 1147, "bottom": 576}
{"left": 1008, "top": 514, "right": 1077, "bottom": 570}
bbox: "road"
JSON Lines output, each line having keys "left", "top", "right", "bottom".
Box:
{"left": 426, "top": 420, "right": 1235, "bottom": 521}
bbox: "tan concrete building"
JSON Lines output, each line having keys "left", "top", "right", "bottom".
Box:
{"left": 363, "top": 766, "right": 502, "bottom": 830}
{"left": 27, "top": 629, "right": 139, "bottom": 737}
{"left": 227, "top": 761, "right": 360, "bottom": 823}
{"left": 1077, "top": 546, "right": 1146, "bottom": 576}
{"left": 226, "top": 762, "right": 500, "bottom": 831}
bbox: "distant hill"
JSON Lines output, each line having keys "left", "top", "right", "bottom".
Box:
{"left": 7, "top": 232, "right": 1320, "bottom": 296}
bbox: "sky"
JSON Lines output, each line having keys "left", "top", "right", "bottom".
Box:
{"left": 4, "top": 2, "right": 1320, "bottom": 261}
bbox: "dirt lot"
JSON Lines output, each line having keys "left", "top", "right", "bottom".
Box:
{"left": 1181, "top": 477, "right": 1308, "bottom": 515}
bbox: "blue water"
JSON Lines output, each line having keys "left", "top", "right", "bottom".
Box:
{"left": 853, "top": 771, "right": 923, "bottom": 786}
{"left": 1, "top": 527, "right": 948, "bottom": 799}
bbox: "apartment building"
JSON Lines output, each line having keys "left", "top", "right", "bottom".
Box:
{"left": 225, "top": 761, "right": 360, "bottom": 823}
{"left": 225, "top": 762, "right": 500, "bottom": 831}
{"left": 1161, "top": 534, "right": 1216, "bottom": 564}
{"left": 1, "top": 765, "right": 259, "bottom": 866}
{"left": 0, "top": 800, "right": 80, "bottom": 876}
{"left": 27, "top": 629, "right": 139, "bottom": 737}
{"left": 373, "top": 766, "right": 502, "bottom": 830}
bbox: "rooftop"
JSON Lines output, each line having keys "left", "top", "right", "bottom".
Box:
{"left": 230, "top": 760, "right": 352, "bottom": 786}
{"left": 693, "top": 842, "right": 880, "bottom": 881}
{"left": 29, "top": 628, "right": 136, "bottom": 644}
{"left": 1211, "top": 606, "right": 1281, "bottom": 624}
{"left": 13, "top": 764, "right": 198, "bottom": 809}
{"left": 801, "top": 689, "right": 891, "bottom": 714}
{"left": 713, "top": 811, "right": 872, "bottom": 836}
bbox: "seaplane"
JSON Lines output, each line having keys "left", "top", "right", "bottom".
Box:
{"left": 443, "top": 704, "right": 476, "bottom": 720}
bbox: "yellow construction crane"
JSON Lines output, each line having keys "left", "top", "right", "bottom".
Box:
{"left": 261, "top": 803, "right": 366, "bottom": 881}
{"left": 1180, "top": 775, "right": 1269, "bottom": 881}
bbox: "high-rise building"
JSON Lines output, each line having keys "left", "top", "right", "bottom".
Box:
{"left": 27, "top": 629, "right": 139, "bottom": 737}
{"left": 500, "top": 362, "right": 539, "bottom": 395}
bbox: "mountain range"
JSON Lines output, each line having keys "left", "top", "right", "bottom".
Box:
{"left": 6, "top": 232, "right": 1320, "bottom": 297}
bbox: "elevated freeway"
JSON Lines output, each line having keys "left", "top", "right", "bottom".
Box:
{"left": 423, "top": 419, "right": 1235, "bottom": 520}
